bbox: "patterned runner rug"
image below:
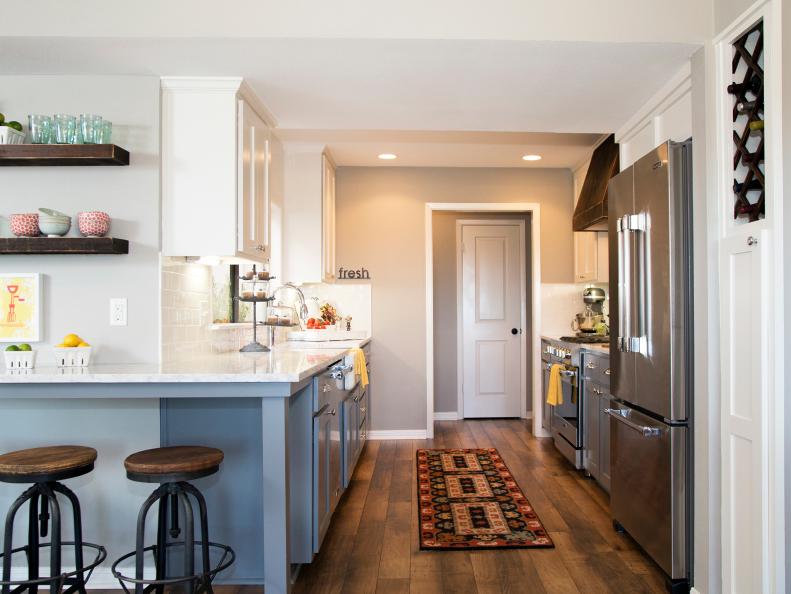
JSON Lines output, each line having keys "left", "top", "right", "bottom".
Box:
{"left": 417, "top": 448, "right": 554, "bottom": 550}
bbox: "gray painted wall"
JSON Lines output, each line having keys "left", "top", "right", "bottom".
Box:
{"left": 0, "top": 76, "right": 162, "bottom": 583}
{"left": 0, "top": 75, "right": 161, "bottom": 364}
{"left": 335, "top": 167, "right": 573, "bottom": 431}
{"left": 432, "top": 212, "right": 533, "bottom": 414}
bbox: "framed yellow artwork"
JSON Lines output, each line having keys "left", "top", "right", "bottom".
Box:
{"left": 0, "top": 273, "right": 41, "bottom": 343}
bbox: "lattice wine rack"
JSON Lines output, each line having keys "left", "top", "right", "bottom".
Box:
{"left": 730, "top": 20, "right": 764, "bottom": 222}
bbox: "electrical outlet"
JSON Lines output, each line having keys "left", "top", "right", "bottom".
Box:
{"left": 110, "top": 298, "right": 127, "bottom": 326}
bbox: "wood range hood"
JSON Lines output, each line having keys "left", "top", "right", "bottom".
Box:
{"left": 572, "top": 134, "right": 620, "bottom": 231}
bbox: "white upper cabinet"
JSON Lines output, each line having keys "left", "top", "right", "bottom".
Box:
{"left": 283, "top": 145, "right": 336, "bottom": 283}
{"left": 574, "top": 231, "right": 609, "bottom": 283}
{"left": 161, "top": 77, "right": 279, "bottom": 263}
{"left": 322, "top": 154, "right": 336, "bottom": 283}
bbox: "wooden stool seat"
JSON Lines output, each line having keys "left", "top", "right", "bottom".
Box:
{"left": 124, "top": 446, "right": 224, "bottom": 482}
{"left": 0, "top": 445, "right": 97, "bottom": 483}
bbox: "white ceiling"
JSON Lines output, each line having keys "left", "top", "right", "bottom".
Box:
{"left": 2, "top": 0, "right": 711, "bottom": 44}
{"left": 1, "top": 38, "right": 698, "bottom": 134}
{"left": 277, "top": 130, "right": 605, "bottom": 168}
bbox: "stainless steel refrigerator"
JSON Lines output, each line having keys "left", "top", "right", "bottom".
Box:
{"left": 607, "top": 140, "right": 692, "bottom": 588}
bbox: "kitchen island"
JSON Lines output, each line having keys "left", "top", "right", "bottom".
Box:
{"left": 0, "top": 341, "right": 370, "bottom": 594}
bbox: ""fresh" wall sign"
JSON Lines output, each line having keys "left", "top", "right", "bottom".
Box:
{"left": 338, "top": 267, "right": 371, "bottom": 280}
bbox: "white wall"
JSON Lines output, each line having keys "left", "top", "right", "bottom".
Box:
{"left": 0, "top": 75, "right": 162, "bottom": 586}
{"left": 616, "top": 63, "right": 693, "bottom": 168}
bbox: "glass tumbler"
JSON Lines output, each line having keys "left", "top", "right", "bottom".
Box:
{"left": 79, "top": 114, "right": 102, "bottom": 144}
{"left": 97, "top": 120, "right": 112, "bottom": 144}
{"left": 53, "top": 114, "right": 76, "bottom": 144}
{"left": 28, "top": 115, "right": 52, "bottom": 144}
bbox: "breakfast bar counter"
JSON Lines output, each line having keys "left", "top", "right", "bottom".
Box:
{"left": 0, "top": 341, "right": 370, "bottom": 594}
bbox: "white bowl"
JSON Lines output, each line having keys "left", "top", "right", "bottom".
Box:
{"left": 38, "top": 217, "right": 71, "bottom": 237}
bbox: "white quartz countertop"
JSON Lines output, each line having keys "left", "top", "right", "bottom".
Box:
{"left": 0, "top": 339, "right": 371, "bottom": 384}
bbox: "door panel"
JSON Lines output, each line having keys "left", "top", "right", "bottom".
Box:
{"left": 607, "top": 167, "right": 635, "bottom": 402}
{"left": 720, "top": 231, "right": 766, "bottom": 594}
{"left": 609, "top": 403, "right": 686, "bottom": 578}
{"left": 462, "top": 224, "right": 522, "bottom": 418}
{"left": 475, "top": 237, "right": 507, "bottom": 320}
{"left": 584, "top": 382, "right": 599, "bottom": 478}
{"left": 632, "top": 143, "right": 674, "bottom": 419}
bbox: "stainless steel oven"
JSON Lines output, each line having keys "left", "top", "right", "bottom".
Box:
{"left": 541, "top": 339, "right": 583, "bottom": 469}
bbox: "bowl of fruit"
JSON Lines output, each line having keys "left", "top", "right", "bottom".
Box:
{"left": 0, "top": 114, "right": 24, "bottom": 145}
{"left": 53, "top": 333, "right": 92, "bottom": 367}
{"left": 4, "top": 344, "right": 36, "bottom": 369}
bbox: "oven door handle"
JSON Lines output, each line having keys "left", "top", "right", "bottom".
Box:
{"left": 543, "top": 363, "right": 576, "bottom": 378}
{"left": 605, "top": 408, "right": 662, "bottom": 437}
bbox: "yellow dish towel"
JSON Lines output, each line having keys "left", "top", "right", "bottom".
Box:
{"left": 351, "top": 348, "right": 369, "bottom": 388}
{"left": 546, "top": 363, "right": 564, "bottom": 405}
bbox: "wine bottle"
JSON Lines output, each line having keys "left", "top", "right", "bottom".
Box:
{"left": 733, "top": 179, "right": 763, "bottom": 193}
{"left": 736, "top": 100, "right": 760, "bottom": 114}
{"left": 748, "top": 119, "right": 764, "bottom": 132}
{"left": 727, "top": 75, "right": 762, "bottom": 96}
{"left": 741, "top": 151, "right": 764, "bottom": 165}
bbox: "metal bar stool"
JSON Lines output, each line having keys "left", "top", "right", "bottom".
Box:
{"left": 111, "top": 446, "right": 234, "bottom": 594}
{"left": 0, "top": 446, "right": 106, "bottom": 594}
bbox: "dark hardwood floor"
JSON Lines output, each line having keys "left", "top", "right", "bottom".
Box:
{"left": 293, "top": 419, "right": 668, "bottom": 594}
{"left": 91, "top": 419, "right": 667, "bottom": 593}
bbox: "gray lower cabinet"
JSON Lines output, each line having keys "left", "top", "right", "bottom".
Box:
{"left": 582, "top": 351, "right": 612, "bottom": 493}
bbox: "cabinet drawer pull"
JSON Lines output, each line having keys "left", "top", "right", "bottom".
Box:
{"left": 586, "top": 362, "right": 596, "bottom": 369}
{"left": 604, "top": 368, "right": 611, "bottom": 375}
{"left": 325, "top": 408, "right": 337, "bottom": 416}
{"left": 322, "top": 384, "right": 332, "bottom": 393}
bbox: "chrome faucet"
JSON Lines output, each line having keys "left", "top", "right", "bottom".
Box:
{"left": 272, "top": 283, "right": 309, "bottom": 322}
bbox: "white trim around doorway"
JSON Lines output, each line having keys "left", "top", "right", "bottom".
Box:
{"left": 455, "top": 219, "right": 527, "bottom": 421}
{"left": 425, "top": 203, "right": 543, "bottom": 440}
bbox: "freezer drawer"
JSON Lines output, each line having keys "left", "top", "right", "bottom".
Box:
{"left": 607, "top": 403, "right": 687, "bottom": 580}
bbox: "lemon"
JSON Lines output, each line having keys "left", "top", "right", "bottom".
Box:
{"left": 63, "top": 334, "right": 82, "bottom": 348}
{"left": 77, "top": 341, "right": 90, "bottom": 347}
{"left": 56, "top": 343, "right": 67, "bottom": 348}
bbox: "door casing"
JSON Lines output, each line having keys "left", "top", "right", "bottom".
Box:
{"left": 425, "top": 202, "right": 543, "bottom": 440}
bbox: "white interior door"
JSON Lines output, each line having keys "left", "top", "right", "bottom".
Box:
{"left": 461, "top": 224, "right": 523, "bottom": 418}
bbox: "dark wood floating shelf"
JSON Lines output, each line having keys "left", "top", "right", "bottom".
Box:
{"left": 0, "top": 237, "right": 129, "bottom": 255}
{"left": 0, "top": 144, "right": 130, "bottom": 166}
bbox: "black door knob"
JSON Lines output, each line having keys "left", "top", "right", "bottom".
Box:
{"left": 511, "top": 328, "right": 519, "bottom": 335}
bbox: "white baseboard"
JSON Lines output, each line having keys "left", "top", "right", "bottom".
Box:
{"left": 368, "top": 429, "right": 427, "bottom": 440}
{"left": 433, "top": 412, "right": 460, "bottom": 421}
{"left": 525, "top": 411, "right": 533, "bottom": 420}
{"left": 689, "top": 588, "right": 702, "bottom": 594}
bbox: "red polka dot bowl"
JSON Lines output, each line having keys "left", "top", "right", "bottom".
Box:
{"left": 77, "top": 211, "right": 111, "bottom": 237}
{"left": 8, "top": 213, "right": 41, "bottom": 237}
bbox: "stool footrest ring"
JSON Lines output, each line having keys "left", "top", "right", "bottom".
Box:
{"left": 111, "top": 541, "right": 235, "bottom": 594}
{"left": 0, "top": 542, "right": 106, "bottom": 593}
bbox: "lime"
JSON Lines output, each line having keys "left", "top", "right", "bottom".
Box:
{"left": 18, "top": 344, "right": 31, "bottom": 351}
{"left": 6, "top": 121, "right": 22, "bottom": 132}
{"left": 5, "top": 345, "right": 19, "bottom": 352}
{"left": 0, "top": 113, "right": 5, "bottom": 124}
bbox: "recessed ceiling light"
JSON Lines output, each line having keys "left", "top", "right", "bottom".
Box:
{"left": 522, "top": 154, "right": 542, "bottom": 161}
{"left": 378, "top": 153, "right": 398, "bottom": 160}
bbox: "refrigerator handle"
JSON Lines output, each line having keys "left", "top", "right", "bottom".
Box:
{"left": 630, "top": 213, "right": 647, "bottom": 354}
{"left": 616, "top": 216, "right": 630, "bottom": 352}
{"left": 620, "top": 214, "right": 646, "bottom": 353}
